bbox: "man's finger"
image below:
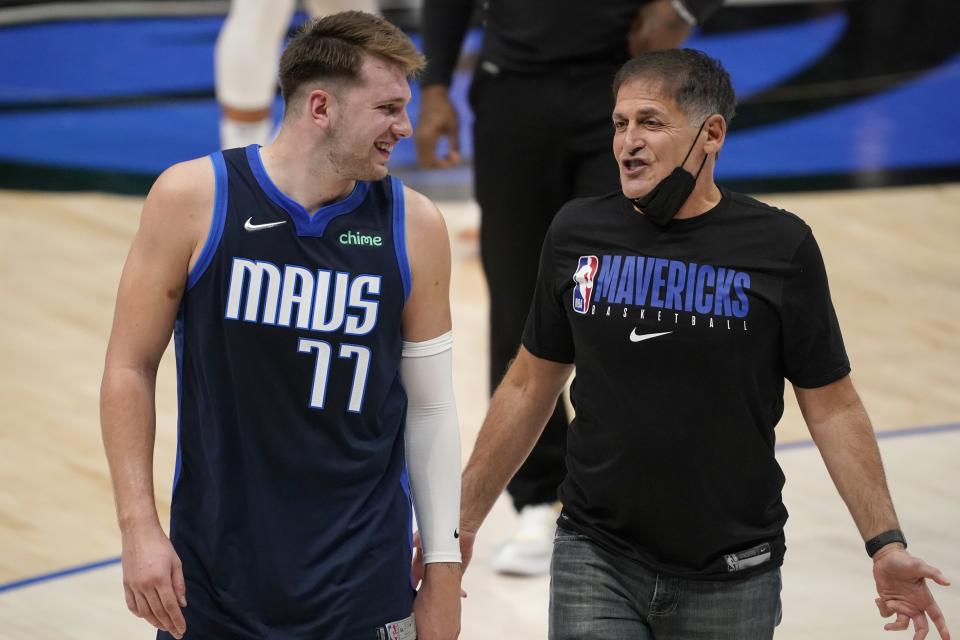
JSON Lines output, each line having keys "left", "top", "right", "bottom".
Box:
{"left": 446, "top": 123, "right": 460, "bottom": 154}
{"left": 134, "top": 590, "right": 163, "bottom": 629}
{"left": 876, "top": 597, "right": 895, "bottom": 618}
{"left": 157, "top": 585, "right": 187, "bottom": 638}
{"left": 910, "top": 612, "right": 929, "bottom": 640}
{"left": 144, "top": 587, "right": 175, "bottom": 633}
{"left": 925, "top": 600, "right": 951, "bottom": 640}
{"left": 411, "top": 530, "right": 425, "bottom": 586}
{"left": 441, "top": 148, "right": 462, "bottom": 168}
{"left": 414, "top": 124, "right": 442, "bottom": 167}
{"left": 919, "top": 563, "right": 952, "bottom": 587}
{"left": 411, "top": 545, "right": 425, "bottom": 586}
{"left": 885, "top": 612, "right": 910, "bottom": 631}
{"left": 172, "top": 562, "right": 188, "bottom": 608}
{"left": 124, "top": 584, "right": 137, "bottom": 614}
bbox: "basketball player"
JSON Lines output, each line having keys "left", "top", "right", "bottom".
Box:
{"left": 215, "top": 0, "right": 377, "bottom": 148}
{"left": 452, "top": 49, "right": 951, "bottom": 638}
{"left": 101, "top": 13, "right": 462, "bottom": 639}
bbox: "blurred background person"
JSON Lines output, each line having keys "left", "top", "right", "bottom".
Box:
{"left": 215, "top": 0, "right": 378, "bottom": 149}
{"left": 415, "top": 0, "right": 724, "bottom": 577}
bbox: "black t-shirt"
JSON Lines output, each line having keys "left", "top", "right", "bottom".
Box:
{"left": 522, "top": 188, "right": 850, "bottom": 579}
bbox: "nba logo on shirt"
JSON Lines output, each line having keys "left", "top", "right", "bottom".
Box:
{"left": 572, "top": 255, "right": 599, "bottom": 314}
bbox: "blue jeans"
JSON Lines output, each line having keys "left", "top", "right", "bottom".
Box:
{"left": 550, "top": 527, "right": 782, "bottom": 639}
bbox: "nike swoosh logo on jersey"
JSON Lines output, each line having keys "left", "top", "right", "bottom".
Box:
{"left": 629, "top": 329, "right": 672, "bottom": 343}
{"left": 244, "top": 217, "right": 287, "bottom": 231}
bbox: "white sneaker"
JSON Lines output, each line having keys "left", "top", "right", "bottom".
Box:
{"left": 491, "top": 503, "right": 560, "bottom": 576}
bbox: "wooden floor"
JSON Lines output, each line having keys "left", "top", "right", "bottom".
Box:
{"left": 0, "top": 184, "right": 958, "bottom": 638}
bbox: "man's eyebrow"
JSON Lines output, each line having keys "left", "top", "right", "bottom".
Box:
{"left": 613, "top": 107, "right": 663, "bottom": 120}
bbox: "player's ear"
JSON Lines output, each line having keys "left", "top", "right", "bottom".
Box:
{"left": 307, "top": 89, "right": 334, "bottom": 130}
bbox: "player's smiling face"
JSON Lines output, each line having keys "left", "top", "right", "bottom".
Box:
{"left": 327, "top": 55, "right": 412, "bottom": 181}
{"left": 612, "top": 78, "right": 701, "bottom": 199}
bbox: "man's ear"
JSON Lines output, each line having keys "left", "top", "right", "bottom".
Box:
{"left": 703, "top": 113, "right": 727, "bottom": 155}
{"left": 307, "top": 89, "right": 334, "bottom": 129}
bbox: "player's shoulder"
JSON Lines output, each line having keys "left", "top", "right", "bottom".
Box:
{"left": 400, "top": 184, "right": 450, "bottom": 263}
{"left": 401, "top": 184, "right": 446, "bottom": 236}
{"left": 147, "top": 156, "right": 216, "bottom": 216}
{"left": 140, "top": 155, "right": 217, "bottom": 244}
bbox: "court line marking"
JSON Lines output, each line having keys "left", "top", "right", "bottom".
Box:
{"left": 0, "top": 420, "right": 957, "bottom": 595}
{"left": 0, "top": 557, "right": 120, "bottom": 594}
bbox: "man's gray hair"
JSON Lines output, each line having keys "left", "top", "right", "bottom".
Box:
{"left": 613, "top": 49, "right": 736, "bottom": 124}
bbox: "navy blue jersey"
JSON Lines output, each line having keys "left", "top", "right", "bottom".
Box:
{"left": 166, "top": 146, "right": 414, "bottom": 638}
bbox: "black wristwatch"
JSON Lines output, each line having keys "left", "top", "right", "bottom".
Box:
{"left": 865, "top": 529, "right": 907, "bottom": 558}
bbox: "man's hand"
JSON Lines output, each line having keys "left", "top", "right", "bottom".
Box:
{"left": 457, "top": 527, "right": 477, "bottom": 575}
{"left": 414, "top": 85, "right": 461, "bottom": 169}
{"left": 414, "top": 562, "right": 462, "bottom": 640}
{"left": 873, "top": 545, "right": 951, "bottom": 640}
{"left": 627, "top": 0, "right": 694, "bottom": 56}
{"left": 121, "top": 523, "right": 187, "bottom": 639}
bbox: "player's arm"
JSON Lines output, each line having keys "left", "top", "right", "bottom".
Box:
{"left": 414, "top": 0, "right": 473, "bottom": 168}
{"left": 459, "top": 347, "right": 573, "bottom": 566}
{"left": 795, "top": 377, "right": 951, "bottom": 640}
{"left": 400, "top": 187, "right": 461, "bottom": 640}
{"left": 100, "top": 158, "right": 213, "bottom": 640}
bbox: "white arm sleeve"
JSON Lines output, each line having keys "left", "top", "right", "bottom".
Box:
{"left": 401, "top": 331, "right": 462, "bottom": 564}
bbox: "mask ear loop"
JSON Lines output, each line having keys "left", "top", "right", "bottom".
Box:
{"left": 680, "top": 118, "right": 710, "bottom": 172}
{"left": 680, "top": 120, "right": 707, "bottom": 168}
{"left": 693, "top": 151, "right": 709, "bottom": 179}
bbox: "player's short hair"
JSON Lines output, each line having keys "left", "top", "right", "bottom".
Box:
{"left": 613, "top": 49, "right": 736, "bottom": 124}
{"left": 279, "top": 11, "right": 425, "bottom": 106}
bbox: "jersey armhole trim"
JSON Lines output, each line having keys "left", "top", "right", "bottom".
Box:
{"left": 187, "top": 151, "right": 228, "bottom": 291}
{"left": 391, "top": 176, "right": 412, "bottom": 301}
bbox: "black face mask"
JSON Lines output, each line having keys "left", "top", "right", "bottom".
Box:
{"left": 628, "top": 120, "right": 709, "bottom": 227}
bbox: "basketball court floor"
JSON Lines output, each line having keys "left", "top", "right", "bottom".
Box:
{"left": 1, "top": 0, "right": 959, "bottom": 637}
{"left": 0, "top": 184, "right": 958, "bottom": 638}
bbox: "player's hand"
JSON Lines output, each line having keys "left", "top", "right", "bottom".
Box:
{"left": 873, "top": 545, "right": 951, "bottom": 640}
{"left": 414, "top": 562, "right": 462, "bottom": 640}
{"left": 121, "top": 522, "right": 187, "bottom": 639}
{"left": 414, "top": 85, "right": 461, "bottom": 169}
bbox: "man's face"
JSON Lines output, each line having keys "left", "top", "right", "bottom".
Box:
{"left": 326, "top": 55, "right": 413, "bottom": 181}
{"left": 612, "top": 77, "right": 701, "bottom": 199}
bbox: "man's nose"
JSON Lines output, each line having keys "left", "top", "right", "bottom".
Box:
{"left": 624, "top": 122, "right": 646, "bottom": 151}
{"left": 394, "top": 109, "right": 413, "bottom": 138}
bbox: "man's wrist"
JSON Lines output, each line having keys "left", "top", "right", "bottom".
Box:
{"left": 866, "top": 528, "right": 907, "bottom": 558}
{"left": 459, "top": 509, "right": 482, "bottom": 535}
{"left": 422, "top": 561, "right": 462, "bottom": 581}
{"left": 117, "top": 507, "right": 161, "bottom": 534}
{"left": 421, "top": 84, "right": 450, "bottom": 98}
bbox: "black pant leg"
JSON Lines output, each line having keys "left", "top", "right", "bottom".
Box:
{"left": 472, "top": 66, "right": 619, "bottom": 511}
{"left": 472, "top": 70, "right": 571, "bottom": 509}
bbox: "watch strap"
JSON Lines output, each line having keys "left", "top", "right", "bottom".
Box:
{"left": 866, "top": 529, "right": 907, "bottom": 558}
